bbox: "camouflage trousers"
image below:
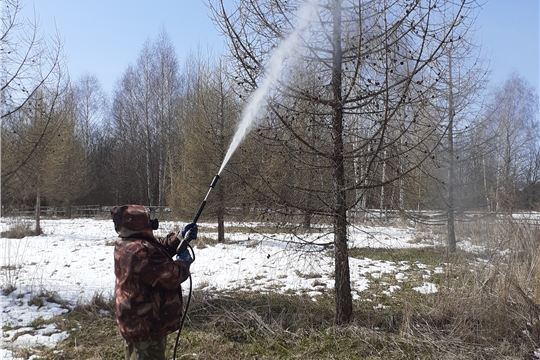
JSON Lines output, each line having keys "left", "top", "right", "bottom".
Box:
{"left": 125, "top": 337, "right": 167, "bottom": 360}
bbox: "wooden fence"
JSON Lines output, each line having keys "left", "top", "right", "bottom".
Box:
{"left": 2, "top": 205, "right": 171, "bottom": 219}
{"left": 2, "top": 205, "right": 538, "bottom": 227}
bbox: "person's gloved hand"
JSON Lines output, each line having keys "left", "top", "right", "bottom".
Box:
{"left": 181, "top": 222, "right": 198, "bottom": 242}
{"left": 177, "top": 249, "right": 194, "bottom": 265}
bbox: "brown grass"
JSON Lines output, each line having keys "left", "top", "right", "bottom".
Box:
{"left": 9, "top": 217, "right": 540, "bottom": 359}
{"left": 1, "top": 221, "right": 36, "bottom": 238}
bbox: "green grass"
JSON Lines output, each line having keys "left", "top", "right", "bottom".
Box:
{"left": 348, "top": 246, "right": 464, "bottom": 266}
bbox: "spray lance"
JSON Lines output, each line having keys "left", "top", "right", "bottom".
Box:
{"left": 171, "top": 174, "right": 220, "bottom": 360}
{"left": 175, "top": 174, "right": 220, "bottom": 255}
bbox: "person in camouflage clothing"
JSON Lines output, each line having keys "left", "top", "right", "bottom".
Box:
{"left": 111, "top": 205, "right": 197, "bottom": 360}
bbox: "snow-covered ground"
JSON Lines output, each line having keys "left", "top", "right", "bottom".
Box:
{"left": 1, "top": 217, "right": 439, "bottom": 359}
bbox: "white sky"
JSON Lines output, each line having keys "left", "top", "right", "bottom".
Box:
{"left": 15, "top": 0, "right": 540, "bottom": 96}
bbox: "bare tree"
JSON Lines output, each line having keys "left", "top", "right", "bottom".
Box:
{"left": 73, "top": 74, "right": 108, "bottom": 154}
{"left": 1, "top": 0, "right": 63, "bottom": 119}
{"left": 69, "top": 74, "right": 112, "bottom": 206}
{"left": 170, "top": 52, "right": 242, "bottom": 238}
{"left": 211, "top": 0, "right": 480, "bottom": 324}
{"left": 437, "top": 15, "right": 487, "bottom": 252}
{"left": 109, "top": 29, "right": 181, "bottom": 205}
{"left": 1, "top": 0, "right": 65, "bottom": 189}
{"left": 485, "top": 73, "right": 539, "bottom": 211}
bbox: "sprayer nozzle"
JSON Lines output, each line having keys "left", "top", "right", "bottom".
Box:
{"left": 210, "top": 175, "right": 220, "bottom": 188}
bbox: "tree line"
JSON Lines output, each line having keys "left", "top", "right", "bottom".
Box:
{"left": 2, "top": 0, "right": 539, "bottom": 324}
{"left": 2, "top": 0, "right": 539, "bottom": 228}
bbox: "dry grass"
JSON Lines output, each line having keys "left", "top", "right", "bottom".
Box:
{"left": 36, "top": 293, "right": 124, "bottom": 359}
{"left": 9, "top": 217, "right": 540, "bottom": 359}
{"left": 1, "top": 221, "right": 35, "bottom": 238}
{"left": 404, "top": 217, "right": 540, "bottom": 358}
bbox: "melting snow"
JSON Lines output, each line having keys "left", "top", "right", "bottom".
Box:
{"left": 1, "top": 217, "right": 439, "bottom": 358}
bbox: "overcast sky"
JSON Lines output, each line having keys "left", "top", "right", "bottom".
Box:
{"left": 18, "top": 0, "right": 540, "bottom": 96}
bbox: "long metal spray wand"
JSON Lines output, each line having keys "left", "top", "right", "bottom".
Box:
{"left": 192, "top": 174, "right": 220, "bottom": 223}
{"left": 172, "top": 174, "right": 220, "bottom": 360}
{"left": 176, "top": 174, "right": 220, "bottom": 254}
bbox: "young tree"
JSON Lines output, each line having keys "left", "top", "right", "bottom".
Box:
{"left": 42, "top": 89, "right": 90, "bottom": 213}
{"left": 211, "top": 0, "right": 481, "bottom": 324}
{"left": 1, "top": 0, "right": 70, "bottom": 230}
{"left": 436, "top": 18, "right": 487, "bottom": 252}
{"left": 2, "top": 84, "right": 84, "bottom": 233}
{"left": 170, "top": 52, "right": 242, "bottom": 238}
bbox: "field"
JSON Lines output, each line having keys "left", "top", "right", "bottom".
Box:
{"left": 2, "top": 214, "right": 540, "bottom": 359}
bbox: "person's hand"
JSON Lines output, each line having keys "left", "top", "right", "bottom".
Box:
{"left": 181, "top": 222, "right": 198, "bottom": 241}
{"left": 177, "top": 249, "right": 194, "bottom": 265}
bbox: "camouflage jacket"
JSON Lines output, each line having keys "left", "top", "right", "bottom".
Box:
{"left": 114, "top": 232, "right": 190, "bottom": 343}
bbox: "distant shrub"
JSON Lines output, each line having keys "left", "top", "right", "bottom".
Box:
{"left": 2, "top": 284, "right": 17, "bottom": 296}
{"left": 1, "top": 222, "right": 35, "bottom": 238}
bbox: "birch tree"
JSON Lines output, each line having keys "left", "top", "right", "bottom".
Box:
{"left": 486, "top": 73, "right": 539, "bottom": 211}
{"left": 110, "top": 30, "right": 181, "bottom": 205}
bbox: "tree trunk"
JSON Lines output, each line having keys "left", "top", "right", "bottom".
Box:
{"left": 331, "top": 0, "right": 352, "bottom": 325}
{"left": 303, "top": 212, "right": 311, "bottom": 230}
{"left": 380, "top": 149, "right": 386, "bottom": 220}
{"left": 35, "top": 188, "right": 42, "bottom": 235}
{"left": 217, "top": 74, "right": 226, "bottom": 243}
{"left": 217, "top": 178, "right": 225, "bottom": 243}
{"left": 217, "top": 211, "right": 225, "bottom": 243}
{"left": 482, "top": 156, "right": 490, "bottom": 211}
{"left": 447, "top": 53, "right": 456, "bottom": 253}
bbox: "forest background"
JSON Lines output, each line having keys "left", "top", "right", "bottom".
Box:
{"left": 2, "top": 0, "right": 538, "bottom": 222}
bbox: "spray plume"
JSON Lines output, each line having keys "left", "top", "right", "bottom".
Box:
{"left": 218, "top": 1, "right": 318, "bottom": 175}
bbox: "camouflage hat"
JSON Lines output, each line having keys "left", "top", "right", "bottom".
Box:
{"left": 111, "top": 205, "right": 152, "bottom": 237}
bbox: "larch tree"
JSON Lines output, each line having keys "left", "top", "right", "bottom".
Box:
{"left": 0, "top": 0, "right": 65, "bottom": 201}
{"left": 1, "top": 0, "right": 66, "bottom": 225}
{"left": 41, "top": 89, "right": 90, "bottom": 215}
{"left": 433, "top": 13, "right": 487, "bottom": 252}
{"left": 2, "top": 85, "right": 78, "bottom": 234}
{"left": 170, "top": 52, "right": 242, "bottom": 239}
{"left": 211, "top": 0, "right": 481, "bottom": 324}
